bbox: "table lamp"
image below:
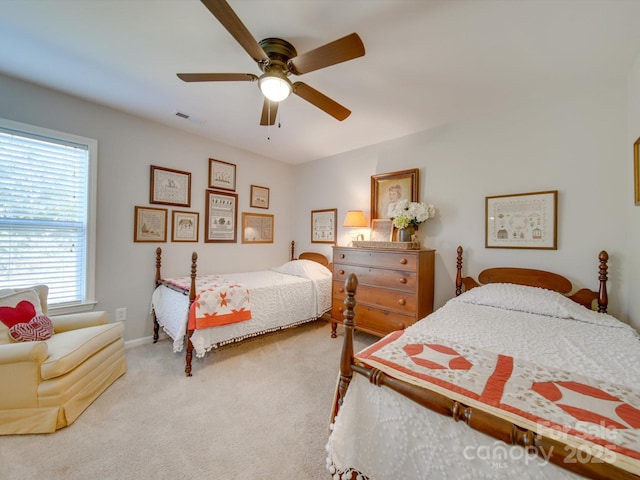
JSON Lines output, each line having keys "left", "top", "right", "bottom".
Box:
{"left": 343, "top": 210, "right": 368, "bottom": 245}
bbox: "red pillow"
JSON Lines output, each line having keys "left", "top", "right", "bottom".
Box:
{"left": 9, "top": 315, "right": 53, "bottom": 342}
{"left": 0, "top": 300, "right": 37, "bottom": 328}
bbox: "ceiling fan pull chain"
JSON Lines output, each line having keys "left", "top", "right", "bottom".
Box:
{"left": 267, "top": 101, "right": 271, "bottom": 140}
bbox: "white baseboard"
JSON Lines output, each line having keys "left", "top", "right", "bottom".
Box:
{"left": 124, "top": 332, "right": 168, "bottom": 349}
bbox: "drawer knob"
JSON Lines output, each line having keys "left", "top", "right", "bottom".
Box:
{"left": 399, "top": 278, "right": 407, "bottom": 284}
{"left": 340, "top": 254, "right": 345, "bottom": 259}
{"left": 339, "top": 269, "right": 345, "bottom": 275}
{"left": 338, "top": 307, "right": 343, "bottom": 313}
{"left": 400, "top": 258, "right": 408, "bottom": 264}
{"left": 398, "top": 298, "right": 406, "bottom": 306}
{"left": 339, "top": 287, "right": 344, "bottom": 293}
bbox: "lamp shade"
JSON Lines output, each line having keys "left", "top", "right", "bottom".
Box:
{"left": 343, "top": 210, "right": 367, "bottom": 227}
{"left": 258, "top": 71, "right": 292, "bottom": 102}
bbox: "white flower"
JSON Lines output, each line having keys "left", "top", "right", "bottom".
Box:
{"left": 389, "top": 200, "right": 436, "bottom": 229}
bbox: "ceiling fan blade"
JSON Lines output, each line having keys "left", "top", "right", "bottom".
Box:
{"left": 260, "top": 99, "right": 279, "bottom": 126}
{"left": 177, "top": 73, "right": 257, "bottom": 82}
{"left": 288, "top": 33, "right": 365, "bottom": 75}
{"left": 292, "top": 82, "right": 351, "bottom": 121}
{"left": 200, "top": 0, "right": 269, "bottom": 64}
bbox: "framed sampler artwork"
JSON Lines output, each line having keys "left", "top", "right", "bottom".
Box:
{"left": 208, "top": 158, "right": 236, "bottom": 191}
{"left": 311, "top": 209, "right": 337, "bottom": 244}
{"left": 149, "top": 165, "right": 191, "bottom": 207}
{"left": 134, "top": 206, "right": 167, "bottom": 242}
{"left": 250, "top": 185, "right": 270, "bottom": 209}
{"left": 205, "top": 190, "right": 238, "bottom": 243}
{"left": 242, "top": 212, "right": 274, "bottom": 244}
{"left": 171, "top": 210, "right": 199, "bottom": 242}
{"left": 485, "top": 190, "right": 558, "bottom": 250}
{"left": 371, "top": 168, "right": 419, "bottom": 220}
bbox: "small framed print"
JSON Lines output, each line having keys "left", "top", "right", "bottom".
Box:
{"left": 171, "top": 210, "right": 199, "bottom": 242}
{"left": 311, "top": 208, "right": 337, "bottom": 244}
{"left": 242, "top": 212, "right": 274, "bottom": 244}
{"left": 208, "top": 158, "right": 236, "bottom": 191}
{"left": 250, "top": 185, "right": 270, "bottom": 209}
{"left": 205, "top": 190, "right": 238, "bottom": 243}
{"left": 485, "top": 190, "right": 558, "bottom": 249}
{"left": 134, "top": 206, "right": 167, "bottom": 242}
{"left": 150, "top": 165, "right": 191, "bottom": 207}
{"left": 370, "top": 219, "right": 393, "bottom": 241}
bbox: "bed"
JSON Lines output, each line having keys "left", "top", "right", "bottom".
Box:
{"left": 327, "top": 246, "right": 640, "bottom": 479}
{"left": 151, "top": 242, "right": 332, "bottom": 376}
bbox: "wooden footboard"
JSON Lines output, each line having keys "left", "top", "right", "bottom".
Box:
{"left": 332, "top": 248, "right": 634, "bottom": 480}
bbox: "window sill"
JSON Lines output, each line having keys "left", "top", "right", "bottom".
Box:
{"left": 49, "top": 301, "right": 98, "bottom": 316}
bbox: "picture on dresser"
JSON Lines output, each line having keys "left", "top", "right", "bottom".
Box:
{"left": 370, "top": 219, "right": 393, "bottom": 241}
{"left": 371, "top": 169, "right": 419, "bottom": 220}
{"left": 485, "top": 190, "right": 557, "bottom": 250}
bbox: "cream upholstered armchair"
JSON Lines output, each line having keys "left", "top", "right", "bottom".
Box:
{"left": 0, "top": 285, "right": 127, "bottom": 434}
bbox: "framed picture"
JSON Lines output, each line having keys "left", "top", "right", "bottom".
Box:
{"left": 134, "top": 206, "right": 167, "bottom": 242}
{"left": 171, "top": 210, "right": 199, "bottom": 242}
{"left": 242, "top": 212, "right": 274, "bottom": 243}
{"left": 311, "top": 208, "right": 337, "bottom": 244}
{"left": 370, "top": 219, "right": 393, "bottom": 241}
{"left": 150, "top": 165, "right": 191, "bottom": 207}
{"left": 371, "top": 168, "right": 419, "bottom": 220}
{"left": 208, "top": 158, "right": 236, "bottom": 191}
{"left": 635, "top": 137, "right": 640, "bottom": 205}
{"left": 205, "top": 190, "right": 238, "bottom": 243}
{"left": 485, "top": 190, "right": 558, "bottom": 250}
{"left": 250, "top": 185, "right": 270, "bottom": 209}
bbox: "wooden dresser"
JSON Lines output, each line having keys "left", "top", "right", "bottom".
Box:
{"left": 331, "top": 246, "right": 435, "bottom": 338}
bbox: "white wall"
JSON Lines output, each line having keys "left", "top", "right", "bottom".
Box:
{"left": 0, "top": 73, "right": 296, "bottom": 342}
{"left": 294, "top": 86, "right": 633, "bottom": 325}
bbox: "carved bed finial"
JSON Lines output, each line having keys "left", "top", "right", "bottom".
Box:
{"left": 185, "top": 251, "right": 198, "bottom": 377}
{"left": 455, "top": 246, "right": 463, "bottom": 296}
{"left": 290, "top": 240, "right": 296, "bottom": 261}
{"left": 335, "top": 273, "right": 358, "bottom": 419}
{"left": 598, "top": 250, "right": 609, "bottom": 313}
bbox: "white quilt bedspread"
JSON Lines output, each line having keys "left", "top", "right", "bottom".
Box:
{"left": 327, "top": 284, "right": 640, "bottom": 479}
{"left": 152, "top": 269, "right": 331, "bottom": 357}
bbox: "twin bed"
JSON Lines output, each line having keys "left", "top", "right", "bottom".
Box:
{"left": 328, "top": 247, "right": 640, "bottom": 479}
{"left": 150, "top": 242, "right": 332, "bottom": 376}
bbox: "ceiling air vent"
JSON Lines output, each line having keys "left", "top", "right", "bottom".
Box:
{"left": 174, "top": 111, "right": 205, "bottom": 125}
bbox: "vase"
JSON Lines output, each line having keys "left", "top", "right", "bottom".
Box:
{"left": 397, "top": 226, "right": 415, "bottom": 242}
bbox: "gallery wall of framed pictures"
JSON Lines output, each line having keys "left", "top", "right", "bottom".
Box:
{"left": 135, "top": 160, "right": 273, "bottom": 245}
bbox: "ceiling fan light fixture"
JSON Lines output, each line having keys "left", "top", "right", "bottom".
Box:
{"left": 258, "top": 71, "right": 292, "bottom": 102}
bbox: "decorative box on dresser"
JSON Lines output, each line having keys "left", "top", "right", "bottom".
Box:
{"left": 331, "top": 246, "right": 435, "bottom": 338}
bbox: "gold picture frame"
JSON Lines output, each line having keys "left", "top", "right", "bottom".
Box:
{"left": 635, "top": 137, "right": 640, "bottom": 205}
{"left": 485, "top": 190, "right": 558, "bottom": 250}
{"left": 371, "top": 168, "right": 419, "bottom": 220}
{"left": 205, "top": 190, "right": 238, "bottom": 243}
{"left": 134, "top": 206, "right": 167, "bottom": 242}
{"left": 171, "top": 210, "right": 199, "bottom": 242}
{"left": 242, "top": 212, "right": 274, "bottom": 244}
{"left": 149, "top": 165, "right": 191, "bottom": 207}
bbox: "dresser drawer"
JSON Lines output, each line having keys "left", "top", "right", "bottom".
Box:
{"left": 333, "top": 264, "right": 416, "bottom": 292}
{"left": 333, "top": 248, "right": 417, "bottom": 271}
{"left": 331, "top": 300, "right": 415, "bottom": 335}
{"left": 333, "top": 281, "right": 417, "bottom": 315}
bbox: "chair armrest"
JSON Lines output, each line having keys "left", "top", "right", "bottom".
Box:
{"left": 52, "top": 311, "right": 109, "bottom": 333}
{"left": 0, "top": 341, "right": 48, "bottom": 365}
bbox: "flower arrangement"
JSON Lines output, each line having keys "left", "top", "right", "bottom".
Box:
{"left": 389, "top": 200, "right": 436, "bottom": 229}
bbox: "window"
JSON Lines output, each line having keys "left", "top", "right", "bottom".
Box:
{"left": 0, "top": 118, "right": 97, "bottom": 310}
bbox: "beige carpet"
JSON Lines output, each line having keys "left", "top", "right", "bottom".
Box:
{"left": 0, "top": 320, "right": 376, "bottom": 480}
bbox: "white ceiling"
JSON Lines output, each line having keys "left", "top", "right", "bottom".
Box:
{"left": 1, "top": 0, "right": 640, "bottom": 165}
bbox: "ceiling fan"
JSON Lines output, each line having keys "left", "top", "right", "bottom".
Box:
{"left": 177, "top": 0, "right": 365, "bottom": 126}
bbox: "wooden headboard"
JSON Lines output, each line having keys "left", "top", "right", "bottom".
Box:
{"left": 454, "top": 246, "right": 609, "bottom": 313}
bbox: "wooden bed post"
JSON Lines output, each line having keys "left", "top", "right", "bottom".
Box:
{"left": 185, "top": 251, "right": 197, "bottom": 377}
{"left": 334, "top": 273, "right": 358, "bottom": 420}
{"left": 290, "top": 240, "right": 295, "bottom": 261}
{"left": 455, "top": 246, "right": 463, "bottom": 296}
{"left": 153, "top": 247, "right": 162, "bottom": 343}
{"left": 598, "top": 250, "right": 609, "bottom": 313}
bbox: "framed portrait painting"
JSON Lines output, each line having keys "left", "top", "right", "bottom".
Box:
{"left": 485, "top": 190, "right": 558, "bottom": 250}
{"left": 371, "top": 168, "right": 419, "bottom": 220}
{"left": 205, "top": 190, "right": 238, "bottom": 243}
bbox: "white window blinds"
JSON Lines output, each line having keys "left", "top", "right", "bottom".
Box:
{"left": 0, "top": 120, "right": 96, "bottom": 307}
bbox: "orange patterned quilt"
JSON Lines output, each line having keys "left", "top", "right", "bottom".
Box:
{"left": 162, "top": 276, "right": 251, "bottom": 329}
{"left": 357, "top": 330, "right": 640, "bottom": 474}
